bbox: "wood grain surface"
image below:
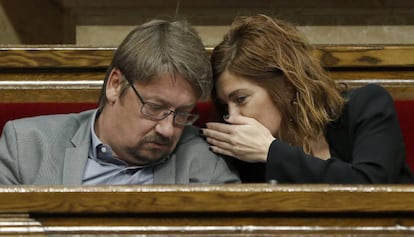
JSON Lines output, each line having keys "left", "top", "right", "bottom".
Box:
{"left": 0, "top": 184, "right": 413, "bottom": 236}
{"left": 1, "top": 45, "right": 414, "bottom": 102}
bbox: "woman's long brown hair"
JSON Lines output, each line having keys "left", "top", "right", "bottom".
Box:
{"left": 211, "top": 14, "right": 346, "bottom": 154}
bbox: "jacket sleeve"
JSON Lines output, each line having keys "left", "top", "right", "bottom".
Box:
{"left": 185, "top": 137, "right": 241, "bottom": 184}
{"left": 265, "top": 84, "right": 412, "bottom": 184}
{"left": 175, "top": 125, "right": 241, "bottom": 184}
{"left": 0, "top": 121, "right": 21, "bottom": 184}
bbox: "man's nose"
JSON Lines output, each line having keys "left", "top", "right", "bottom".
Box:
{"left": 154, "top": 114, "right": 175, "bottom": 137}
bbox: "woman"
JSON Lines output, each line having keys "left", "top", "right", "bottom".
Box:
{"left": 202, "top": 14, "right": 414, "bottom": 183}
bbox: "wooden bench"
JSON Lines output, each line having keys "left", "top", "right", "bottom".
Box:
{"left": 0, "top": 184, "right": 413, "bottom": 236}
{"left": 1, "top": 45, "right": 414, "bottom": 170}
{"left": 0, "top": 46, "right": 414, "bottom": 236}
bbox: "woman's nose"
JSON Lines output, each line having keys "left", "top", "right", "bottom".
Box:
{"left": 227, "top": 104, "right": 240, "bottom": 117}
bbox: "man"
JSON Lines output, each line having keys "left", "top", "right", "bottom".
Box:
{"left": 0, "top": 19, "right": 240, "bottom": 185}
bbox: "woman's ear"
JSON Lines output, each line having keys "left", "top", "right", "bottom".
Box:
{"left": 281, "top": 80, "right": 297, "bottom": 104}
{"left": 106, "top": 68, "right": 123, "bottom": 103}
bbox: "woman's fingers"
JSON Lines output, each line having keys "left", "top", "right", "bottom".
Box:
{"left": 202, "top": 127, "right": 237, "bottom": 156}
{"left": 205, "top": 122, "right": 233, "bottom": 133}
{"left": 202, "top": 127, "right": 230, "bottom": 143}
{"left": 209, "top": 145, "right": 234, "bottom": 157}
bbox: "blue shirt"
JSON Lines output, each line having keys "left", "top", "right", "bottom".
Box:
{"left": 82, "top": 110, "right": 154, "bottom": 185}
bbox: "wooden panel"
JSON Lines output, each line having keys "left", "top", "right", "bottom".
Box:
{"left": 316, "top": 45, "right": 414, "bottom": 67}
{"left": 0, "top": 184, "right": 413, "bottom": 213}
{"left": 0, "top": 47, "right": 113, "bottom": 68}
{"left": 1, "top": 45, "right": 414, "bottom": 101}
{"left": 1, "top": 45, "right": 414, "bottom": 69}
{"left": 0, "top": 184, "right": 413, "bottom": 236}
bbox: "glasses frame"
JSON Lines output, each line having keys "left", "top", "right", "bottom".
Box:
{"left": 124, "top": 77, "right": 199, "bottom": 126}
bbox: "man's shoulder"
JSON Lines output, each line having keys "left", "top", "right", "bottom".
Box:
{"left": 177, "top": 125, "right": 203, "bottom": 144}
{"left": 11, "top": 110, "right": 94, "bottom": 127}
{"left": 7, "top": 109, "right": 95, "bottom": 134}
{"left": 175, "top": 125, "right": 213, "bottom": 156}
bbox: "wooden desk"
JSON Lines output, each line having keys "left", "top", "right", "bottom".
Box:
{"left": 0, "top": 184, "right": 413, "bottom": 236}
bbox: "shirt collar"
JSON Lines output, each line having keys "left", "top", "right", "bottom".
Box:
{"left": 90, "top": 109, "right": 102, "bottom": 160}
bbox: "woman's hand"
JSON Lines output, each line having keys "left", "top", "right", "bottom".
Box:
{"left": 202, "top": 115, "right": 276, "bottom": 163}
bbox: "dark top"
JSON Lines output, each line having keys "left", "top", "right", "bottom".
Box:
{"left": 237, "top": 84, "right": 414, "bottom": 184}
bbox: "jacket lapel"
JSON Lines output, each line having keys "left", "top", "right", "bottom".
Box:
{"left": 153, "top": 154, "right": 176, "bottom": 184}
{"left": 62, "top": 112, "right": 93, "bottom": 184}
{"left": 62, "top": 145, "right": 89, "bottom": 184}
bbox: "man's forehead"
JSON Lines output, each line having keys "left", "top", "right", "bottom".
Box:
{"left": 135, "top": 78, "right": 198, "bottom": 107}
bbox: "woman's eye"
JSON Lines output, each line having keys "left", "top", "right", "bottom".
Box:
{"left": 235, "top": 96, "right": 246, "bottom": 104}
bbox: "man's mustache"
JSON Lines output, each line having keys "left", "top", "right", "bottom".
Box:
{"left": 141, "top": 134, "right": 173, "bottom": 146}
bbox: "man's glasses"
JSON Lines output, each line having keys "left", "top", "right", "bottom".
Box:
{"left": 125, "top": 78, "right": 199, "bottom": 126}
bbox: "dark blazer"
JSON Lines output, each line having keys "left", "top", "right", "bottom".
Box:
{"left": 0, "top": 110, "right": 240, "bottom": 185}
{"left": 239, "top": 84, "right": 414, "bottom": 184}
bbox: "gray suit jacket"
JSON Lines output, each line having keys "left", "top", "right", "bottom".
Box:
{"left": 0, "top": 110, "right": 240, "bottom": 185}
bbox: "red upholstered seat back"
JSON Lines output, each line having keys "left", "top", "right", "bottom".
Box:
{"left": 0, "top": 103, "right": 98, "bottom": 129}
{"left": 0, "top": 102, "right": 214, "bottom": 129}
{"left": 395, "top": 101, "right": 414, "bottom": 171}
{"left": 0, "top": 101, "right": 413, "bottom": 172}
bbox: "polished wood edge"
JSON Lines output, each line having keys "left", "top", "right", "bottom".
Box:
{"left": 0, "top": 184, "right": 413, "bottom": 214}
{"left": 1, "top": 183, "right": 413, "bottom": 192}
{"left": 31, "top": 225, "right": 414, "bottom": 236}
{"left": 2, "top": 79, "right": 414, "bottom": 89}
{"left": 2, "top": 79, "right": 414, "bottom": 102}
{"left": 0, "top": 47, "right": 115, "bottom": 68}
{"left": 0, "top": 80, "right": 103, "bottom": 89}
{"left": 1, "top": 45, "right": 414, "bottom": 68}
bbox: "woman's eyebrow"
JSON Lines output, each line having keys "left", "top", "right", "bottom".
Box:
{"left": 228, "top": 89, "right": 249, "bottom": 99}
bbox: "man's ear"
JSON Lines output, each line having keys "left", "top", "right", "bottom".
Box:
{"left": 106, "top": 68, "right": 123, "bottom": 103}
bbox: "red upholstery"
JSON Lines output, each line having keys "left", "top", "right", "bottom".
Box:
{"left": 0, "top": 101, "right": 413, "bottom": 172}
{"left": 0, "top": 103, "right": 98, "bottom": 129}
{"left": 395, "top": 101, "right": 414, "bottom": 171}
{"left": 0, "top": 102, "right": 213, "bottom": 129}
{"left": 194, "top": 101, "right": 219, "bottom": 127}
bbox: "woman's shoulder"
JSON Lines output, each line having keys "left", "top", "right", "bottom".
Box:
{"left": 343, "top": 84, "right": 395, "bottom": 120}
{"left": 347, "top": 83, "right": 390, "bottom": 99}
{"left": 346, "top": 84, "right": 393, "bottom": 106}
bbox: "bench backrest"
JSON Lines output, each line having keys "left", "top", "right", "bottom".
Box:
{"left": 1, "top": 46, "right": 414, "bottom": 171}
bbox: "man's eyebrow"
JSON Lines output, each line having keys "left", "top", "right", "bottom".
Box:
{"left": 145, "top": 95, "right": 196, "bottom": 110}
